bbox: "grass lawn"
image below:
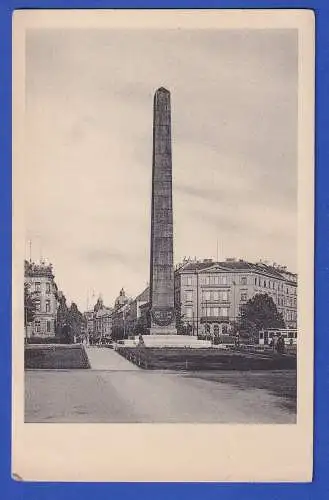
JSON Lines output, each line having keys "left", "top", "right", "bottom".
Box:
{"left": 25, "top": 344, "right": 90, "bottom": 369}
{"left": 185, "top": 370, "right": 297, "bottom": 412}
{"left": 116, "top": 346, "right": 297, "bottom": 371}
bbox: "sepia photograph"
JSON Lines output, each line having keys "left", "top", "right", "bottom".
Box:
{"left": 12, "top": 9, "right": 314, "bottom": 482}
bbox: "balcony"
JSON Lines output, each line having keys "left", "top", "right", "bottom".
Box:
{"left": 200, "top": 316, "right": 230, "bottom": 323}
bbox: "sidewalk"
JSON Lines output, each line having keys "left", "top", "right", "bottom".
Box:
{"left": 85, "top": 346, "right": 140, "bottom": 371}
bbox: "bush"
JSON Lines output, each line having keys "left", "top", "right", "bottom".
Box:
{"left": 26, "top": 336, "right": 60, "bottom": 344}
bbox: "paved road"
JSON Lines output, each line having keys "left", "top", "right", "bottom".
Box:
{"left": 25, "top": 348, "right": 295, "bottom": 423}
{"left": 86, "top": 347, "right": 140, "bottom": 371}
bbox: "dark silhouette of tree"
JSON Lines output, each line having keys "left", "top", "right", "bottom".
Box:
{"left": 175, "top": 305, "right": 188, "bottom": 334}
{"left": 133, "top": 316, "right": 147, "bottom": 336}
{"left": 67, "top": 302, "right": 85, "bottom": 341}
{"left": 239, "top": 293, "right": 285, "bottom": 338}
{"left": 56, "top": 293, "right": 69, "bottom": 340}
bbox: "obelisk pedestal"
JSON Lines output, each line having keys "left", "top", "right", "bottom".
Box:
{"left": 149, "top": 87, "right": 177, "bottom": 335}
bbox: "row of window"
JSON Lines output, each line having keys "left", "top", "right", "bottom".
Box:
{"left": 185, "top": 290, "right": 297, "bottom": 308}
{"left": 33, "top": 282, "right": 52, "bottom": 294}
{"left": 285, "top": 310, "right": 297, "bottom": 321}
{"left": 34, "top": 299, "right": 52, "bottom": 313}
{"left": 277, "top": 296, "right": 297, "bottom": 307}
{"left": 184, "top": 307, "right": 229, "bottom": 318}
{"left": 203, "top": 307, "right": 229, "bottom": 318}
{"left": 33, "top": 319, "right": 51, "bottom": 333}
{"left": 202, "top": 290, "right": 229, "bottom": 302}
{"left": 183, "top": 275, "right": 296, "bottom": 295}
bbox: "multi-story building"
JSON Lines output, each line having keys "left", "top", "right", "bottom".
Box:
{"left": 24, "top": 259, "right": 59, "bottom": 337}
{"left": 111, "top": 288, "right": 130, "bottom": 340}
{"left": 124, "top": 287, "right": 150, "bottom": 337}
{"left": 84, "top": 296, "right": 113, "bottom": 343}
{"left": 84, "top": 310, "right": 95, "bottom": 341}
{"left": 174, "top": 258, "right": 297, "bottom": 337}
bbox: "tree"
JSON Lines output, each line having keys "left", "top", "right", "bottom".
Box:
{"left": 238, "top": 293, "right": 285, "bottom": 338}
{"left": 133, "top": 316, "right": 148, "bottom": 336}
{"left": 175, "top": 305, "right": 188, "bottom": 335}
{"left": 24, "top": 283, "right": 37, "bottom": 327}
{"left": 56, "top": 293, "right": 69, "bottom": 340}
{"left": 67, "top": 302, "right": 85, "bottom": 342}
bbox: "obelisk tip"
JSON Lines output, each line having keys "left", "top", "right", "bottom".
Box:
{"left": 155, "top": 86, "right": 170, "bottom": 95}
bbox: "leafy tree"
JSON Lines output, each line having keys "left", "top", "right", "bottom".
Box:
{"left": 67, "top": 302, "right": 85, "bottom": 342}
{"left": 175, "top": 305, "right": 187, "bottom": 334}
{"left": 56, "top": 293, "right": 69, "bottom": 340}
{"left": 133, "top": 316, "right": 148, "bottom": 335}
{"left": 238, "top": 293, "right": 285, "bottom": 338}
{"left": 24, "top": 282, "right": 37, "bottom": 327}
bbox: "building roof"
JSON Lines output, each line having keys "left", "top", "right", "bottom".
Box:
{"left": 24, "top": 259, "right": 54, "bottom": 278}
{"left": 135, "top": 287, "right": 150, "bottom": 303}
{"left": 176, "top": 259, "right": 297, "bottom": 283}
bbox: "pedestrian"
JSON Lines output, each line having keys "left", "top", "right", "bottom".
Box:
{"left": 276, "top": 335, "right": 285, "bottom": 354}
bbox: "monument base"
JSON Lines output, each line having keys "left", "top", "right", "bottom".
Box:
{"left": 135, "top": 335, "right": 212, "bottom": 348}
{"left": 149, "top": 325, "right": 177, "bottom": 336}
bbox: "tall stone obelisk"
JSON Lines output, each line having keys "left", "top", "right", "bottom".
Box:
{"left": 149, "top": 87, "right": 177, "bottom": 335}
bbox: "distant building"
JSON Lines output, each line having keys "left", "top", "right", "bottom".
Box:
{"left": 111, "top": 288, "right": 131, "bottom": 340}
{"left": 24, "top": 259, "right": 59, "bottom": 337}
{"left": 174, "top": 258, "right": 297, "bottom": 337}
{"left": 84, "top": 310, "right": 94, "bottom": 340}
{"left": 125, "top": 287, "right": 150, "bottom": 337}
{"left": 94, "top": 296, "right": 113, "bottom": 341}
{"left": 83, "top": 296, "right": 113, "bottom": 343}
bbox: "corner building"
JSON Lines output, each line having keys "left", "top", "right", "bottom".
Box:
{"left": 175, "top": 259, "right": 297, "bottom": 337}
{"left": 24, "top": 259, "right": 59, "bottom": 337}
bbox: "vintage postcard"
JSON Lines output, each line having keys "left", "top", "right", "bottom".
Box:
{"left": 12, "top": 9, "right": 314, "bottom": 481}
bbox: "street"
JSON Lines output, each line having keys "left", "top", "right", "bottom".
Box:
{"left": 25, "top": 347, "right": 296, "bottom": 424}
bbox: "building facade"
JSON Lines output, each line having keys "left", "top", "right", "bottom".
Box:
{"left": 174, "top": 258, "right": 297, "bottom": 337}
{"left": 83, "top": 297, "right": 113, "bottom": 343}
{"left": 124, "top": 287, "right": 150, "bottom": 337}
{"left": 24, "top": 259, "right": 59, "bottom": 337}
{"left": 111, "top": 288, "right": 130, "bottom": 340}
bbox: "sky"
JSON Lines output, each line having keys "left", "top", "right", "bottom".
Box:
{"left": 24, "top": 28, "right": 298, "bottom": 311}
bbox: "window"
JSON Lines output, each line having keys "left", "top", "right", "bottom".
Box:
{"left": 220, "top": 291, "right": 228, "bottom": 302}
{"left": 220, "top": 276, "right": 227, "bottom": 285}
{"left": 185, "top": 276, "right": 193, "bottom": 286}
{"left": 221, "top": 307, "right": 229, "bottom": 317}
{"left": 46, "top": 283, "right": 51, "bottom": 294}
{"left": 35, "top": 300, "right": 41, "bottom": 311}
{"left": 203, "top": 291, "right": 211, "bottom": 302}
{"left": 185, "top": 291, "right": 193, "bottom": 302}
{"left": 264, "top": 280, "right": 267, "bottom": 287}
{"left": 241, "top": 293, "right": 247, "bottom": 302}
{"left": 240, "top": 276, "right": 247, "bottom": 285}
{"left": 46, "top": 321, "right": 51, "bottom": 333}
{"left": 212, "top": 307, "right": 219, "bottom": 317}
{"left": 45, "top": 300, "right": 51, "bottom": 313}
{"left": 212, "top": 291, "right": 219, "bottom": 301}
{"left": 203, "top": 306, "right": 212, "bottom": 317}
{"left": 35, "top": 282, "right": 41, "bottom": 292}
{"left": 35, "top": 320, "right": 41, "bottom": 333}
{"left": 254, "top": 277, "right": 257, "bottom": 285}
{"left": 185, "top": 307, "right": 193, "bottom": 319}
